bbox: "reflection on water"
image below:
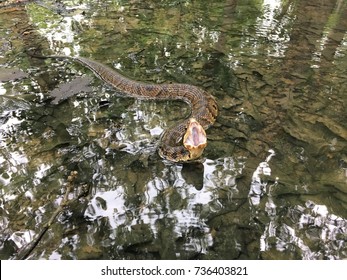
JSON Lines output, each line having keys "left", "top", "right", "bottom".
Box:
{"left": 0, "top": 0, "right": 346, "bottom": 260}
{"left": 84, "top": 157, "right": 242, "bottom": 258}
{"left": 248, "top": 149, "right": 276, "bottom": 206}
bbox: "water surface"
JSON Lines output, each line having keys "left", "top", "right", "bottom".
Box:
{"left": 0, "top": 0, "right": 346, "bottom": 260}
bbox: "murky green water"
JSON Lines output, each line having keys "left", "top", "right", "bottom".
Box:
{"left": 0, "top": 0, "right": 346, "bottom": 260}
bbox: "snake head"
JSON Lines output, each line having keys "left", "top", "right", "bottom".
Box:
{"left": 183, "top": 118, "right": 207, "bottom": 160}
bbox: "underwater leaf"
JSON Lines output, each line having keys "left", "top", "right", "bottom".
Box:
{"left": 0, "top": 68, "right": 28, "bottom": 82}
{"left": 49, "top": 76, "right": 94, "bottom": 104}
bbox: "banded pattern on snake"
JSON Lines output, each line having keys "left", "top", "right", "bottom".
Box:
{"left": 42, "top": 56, "right": 218, "bottom": 162}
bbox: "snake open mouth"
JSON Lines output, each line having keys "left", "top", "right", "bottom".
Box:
{"left": 183, "top": 118, "right": 207, "bottom": 160}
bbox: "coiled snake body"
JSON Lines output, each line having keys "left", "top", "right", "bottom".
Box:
{"left": 48, "top": 56, "right": 218, "bottom": 162}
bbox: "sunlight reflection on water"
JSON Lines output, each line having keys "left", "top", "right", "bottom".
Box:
{"left": 84, "top": 156, "right": 243, "bottom": 254}
{"left": 0, "top": 0, "right": 346, "bottom": 260}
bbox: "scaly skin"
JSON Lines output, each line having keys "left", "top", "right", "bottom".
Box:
{"left": 41, "top": 55, "right": 218, "bottom": 162}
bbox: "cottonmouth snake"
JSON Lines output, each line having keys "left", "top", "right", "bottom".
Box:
{"left": 36, "top": 55, "right": 218, "bottom": 162}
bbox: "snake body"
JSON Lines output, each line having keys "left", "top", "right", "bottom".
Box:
{"left": 55, "top": 57, "right": 218, "bottom": 162}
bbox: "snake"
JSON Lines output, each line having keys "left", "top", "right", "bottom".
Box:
{"left": 37, "top": 55, "right": 218, "bottom": 162}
